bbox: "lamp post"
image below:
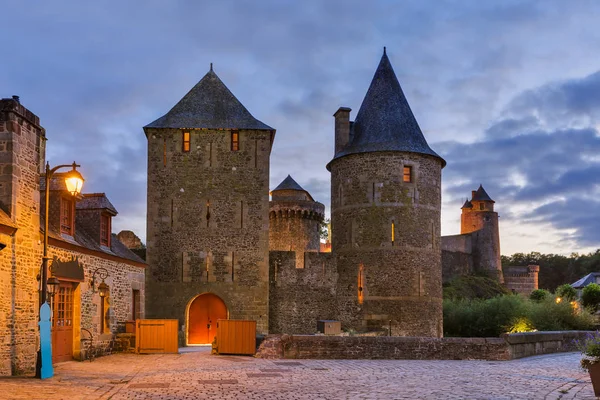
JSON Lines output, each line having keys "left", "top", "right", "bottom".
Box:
{"left": 36, "top": 162, "right": 84, "bottom": 379}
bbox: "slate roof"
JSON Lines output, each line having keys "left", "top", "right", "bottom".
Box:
{"left": 572, "top": 273, "right": 600, "bottom": 289}
{"left": 471, "top": 185, "right": 494, "bottom": 202}
{"left": 328, "top": 49, "right": 445, "bottom": 169}
{"left": 271, "top": 175, "right": 314, "bottom": 201}
{"left": 144, "top": 67, "right": 274, "bottom": 131}
{"left": 461, "top": 199, "right": 473, "bottom": 209}
{"left": 77, "top": 193, "right": 118, "bottom": 215}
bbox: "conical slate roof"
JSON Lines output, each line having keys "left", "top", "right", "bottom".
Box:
{"left": 144, "top": 67, "right": 274, "bottom": 131}
{"left": 471, "top": 185, "right": 494, "bottom": 202}
{"left": 271, "top": 175, "right": 314, "bottom": 201}
{"left": 329, "top": 49, "right": 445, "bottom": 168}
{"left": 461, "top": 199, "right": 473, "bottom": 209}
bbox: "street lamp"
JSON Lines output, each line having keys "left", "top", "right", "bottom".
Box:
{"left": 90, "top": 267, "right": 109, "bottom": 298}
{"left": 36, "top": 161, "right": 84, "bottom": 379}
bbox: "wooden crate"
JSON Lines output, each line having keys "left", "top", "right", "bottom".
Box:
{"left": 136, "top": 319, "right": 178, "bottom": 354}
{"left": 216, "top": 319, "right": 256, "bottom": 355}
{"left": 317, "top": 320, "right": 341, "bottom": 335}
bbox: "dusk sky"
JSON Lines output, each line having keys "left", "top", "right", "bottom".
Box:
{"left": 3, "top": 1, "right": 600, "bottom": 256}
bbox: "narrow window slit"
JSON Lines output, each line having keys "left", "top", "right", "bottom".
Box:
{"left": 231, "top": 251, "right": 235, "bottom": 282}
{"left": 391, "top": 220, "right": 395, "bottom": 246}
{"left": 206, "top": 200, "right": 211, "bottom": 228}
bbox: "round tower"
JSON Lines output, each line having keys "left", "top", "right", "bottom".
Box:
{"left": 460, "top": 185, "right": 502, "bottom": 282}
{"left": 269, "top": 175, "right": 325, "bottom": 268}
{"left": 327, "top": 49, "right": 445, "bottom": 337}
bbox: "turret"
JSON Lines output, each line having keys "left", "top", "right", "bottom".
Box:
{"left": 460, "top": 185, "right": 502, "bottom": 282}
{"left": 269, "top": 175, "right": 324, "bottom": 268}
{"left": 328, "top": 48, "right": 445, "bottom": 337}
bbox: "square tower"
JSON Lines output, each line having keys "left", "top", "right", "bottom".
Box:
{"left": 144, "top": 67, "right": 275, "bottom": 339}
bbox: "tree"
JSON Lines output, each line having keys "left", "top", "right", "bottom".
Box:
{"left": 529, "top": 289, "right": 550, "bottom": 302}
{"left": 555, "top": 284, "right": 577, "bottom": 302}
{"left": 319, "top": 218, "right": 330, "bottom": 241}
{"left": 582, "top": 283, "right": 600, "bottom": 312}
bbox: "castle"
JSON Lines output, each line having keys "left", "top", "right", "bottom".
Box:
{"left": 144, "top": 49, "right": 537, "bottom": 343}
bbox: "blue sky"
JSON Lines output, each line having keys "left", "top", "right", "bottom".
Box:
{"left": 3, "top": 0, "right": 600, "bottom": 255}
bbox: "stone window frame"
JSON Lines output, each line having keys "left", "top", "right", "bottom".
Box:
{"left": 60, "top": 196, "right": 75, "bottom": 236}
{"left": 100, "top": 212, "right": 111, "bottom": 247}
{"left": 403, "top": 165, "right": 413, "bottom": 183}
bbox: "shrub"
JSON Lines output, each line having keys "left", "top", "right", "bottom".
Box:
{"left": 582, "top": 283, "right": 600, "bottom": 312}
{"left": 443, "top": 275, "right": 511, "bottom": 300}
{"left": 555, "top": 284, "right": 577, "bottom": 302}
{"left": 577, "top": 332, "right": 600, "bottom": 370}
{"left": 530, "top": 289, "right": 550, "bottom": 302}
{"left": 443, "top": 294, "right": 595, "bottom": 337}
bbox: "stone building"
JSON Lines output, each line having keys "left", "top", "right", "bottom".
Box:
{"left": 0, "top": 97, "right": 145, "bottom": 376}
{"left": 441, "top": 186, "right": 538, "bottom": 295}
{"left": 143, "top": 65, "right": 274, "bottom": 344}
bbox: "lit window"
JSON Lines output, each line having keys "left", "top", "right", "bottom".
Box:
{"left": 231, "top": 131, "right": 239, "bottom": 151}
{"left": 182, "top": 132, "right": 190, "bottom": 152}
{"left": 391, "top": 221, "right": 395, "bottom": 245}
{"left": 60, "top": 197, "right": 73, "bottom": 235}
{"left": 100, "top": 214, "right": 111, "bottom": 247}
{"left": 403, "top": 166, "right": 412, "bottom": 183}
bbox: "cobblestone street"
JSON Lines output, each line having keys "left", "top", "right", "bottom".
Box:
{"left": 0, "top": 349, "right": 596, "bottom": 399}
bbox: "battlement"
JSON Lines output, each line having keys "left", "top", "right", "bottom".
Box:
{"left": 269, "top": 200, "right": 325, "bottom": 221}
{"left": 504, "top": 265, "right": 539, "bottom": 295}
{"left": 0, "top": 97, "right": 43, "bottom": 130}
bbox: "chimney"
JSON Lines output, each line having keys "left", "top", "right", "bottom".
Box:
{"left": 334, "top": 107, "right": 352, "bottom": 154}
{"left": 12, "top": 95, "right": 20, "bottom": 103}
{"left": 471, "top": 190, "right": 476, "bottom": 199}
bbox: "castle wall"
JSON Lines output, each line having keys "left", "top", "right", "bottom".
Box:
{"left": 441, "top": 233, "right": 473, "bottom": 283}
{"left": 0, "top": 99, "right": 44, "bottom": 376}
{"left": 268, "top": 251, "right": 337, "bottom": 334}
{"left": 145, "top": 127, "right": 271, "bottom": 334}
{"left": 503, "top": 265, "right": 539, "bottom": 295}
{"left": 330, "top": 152, "right": 443, "bottom": 337}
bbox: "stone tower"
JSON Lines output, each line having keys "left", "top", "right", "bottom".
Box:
{"left": 269, "top": 175, "right": 325, "bottom": 268}
{"left": 460, "top": 185, "right": 502, "bottom": 282}
{"left": 327, "top": 49, "right": 446, "bottom": 337}
{"left": 144, "top": 67, "right": 275, "bottom": 339}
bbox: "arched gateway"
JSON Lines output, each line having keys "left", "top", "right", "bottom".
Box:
{"left": 187, "top": 293, "right": 228, "bottom": 345}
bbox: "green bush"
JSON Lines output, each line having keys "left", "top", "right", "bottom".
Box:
{"left": 443, "top": 275, "right": 511, "bottom": 300}
{"left": 582, "top": 283, "right": 600, "bottom": 312}
{"left": 443, "top": 294, "right": 595, "bottom": 337}
{"left": 529, "top": 289, "right": 550, "bottom": 302}
{"left": 555, "top": 284, "right": 577, "bottom": 302}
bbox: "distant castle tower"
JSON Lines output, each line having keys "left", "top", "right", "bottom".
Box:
{"left": 327, "top": 49, "right": 446, "bottom": 337}
{"left": 269, "top": 175, "right": 324, "bottom": 268}
{"left": 144, "top": 66, "right": 275, "bottom": 341}
{"left": 460, "top": 185, "right": 502, "bottom": 282}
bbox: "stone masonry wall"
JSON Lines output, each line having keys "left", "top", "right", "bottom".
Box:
{"left": 269, "top": 251, "right": 337, "bottom": 334}
{"left": 441, "top": 234, "right": 473, "bottom": 283}
{"left": 145, "top": 127, "right": 271, "bottom": 334}
{"left": 48, "top": 245, "right": 145, "bottom": 359}
{"left": 0, "top": 99, "right": 44, "bottom": 376}
{"left": 330, "top": 152, "right": 443, "bottom": 337}
{"left": 504, "top": 265, "right": 539, "bottom": 295}
{"left": 461, "top": 209, "right": 502, "bottom": 282}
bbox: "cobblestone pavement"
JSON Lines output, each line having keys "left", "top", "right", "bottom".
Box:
{"left": 0, "top": 349, "right": 597, "bottom": 399}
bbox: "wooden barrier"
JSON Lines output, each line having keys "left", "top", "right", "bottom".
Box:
{"left": 217, "top": 319, "right": 256, "bottom": 355}
{"left": 136, "top": 319, "right": 179, "bottom": 354}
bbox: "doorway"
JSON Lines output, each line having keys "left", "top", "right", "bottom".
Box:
{"left": 187, "top": 293, "right": 228, "bottom": 345}
{"left": 52, "top": 282, "right": 75, "bottom": 363}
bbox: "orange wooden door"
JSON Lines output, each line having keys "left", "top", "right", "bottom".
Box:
{"left": 188, "top": 293, "right": 227, "bottom": 344}
{"left": 52, "top": 283, "right": 74, "bottom": 363}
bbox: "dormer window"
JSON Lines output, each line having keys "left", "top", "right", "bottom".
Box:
{"left": 231, "top": 131, "right": 239, "bottom": 151}
{"left": 100, "top": 213, "right": 111, "bottom": 247}
{"left": 60, "top": 197, "right": 74, "bottom": 235}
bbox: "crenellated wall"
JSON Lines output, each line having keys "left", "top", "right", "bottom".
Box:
{"left": 504, "top": 265, "right": 539, "bottom": 295}
{"left": 268, "top": 251, "right": 337, "bottom": 334}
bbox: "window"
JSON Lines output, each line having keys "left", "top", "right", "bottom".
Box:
{"left": 231, "top": 131, "right": 239, "bottom": 151}
{"left": 100, "top": 214, "right": 111, "bottom": 247}
{"left": 403, "top": 166, "right": 412, "bottom": 183}
{"left": 132, "top": 290, "right": 140, "bottom": 321}
{"left": 479, "top": 203, "right": 484, "bottom": 211}
{"left": 60, "top": 197, "right": 74, "bottom": 235}
{"left": 182, "top": 131, "right": 190, "bottom": 152}
{"left": 391, "top": 220, "right": 395, "bottom": 245}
